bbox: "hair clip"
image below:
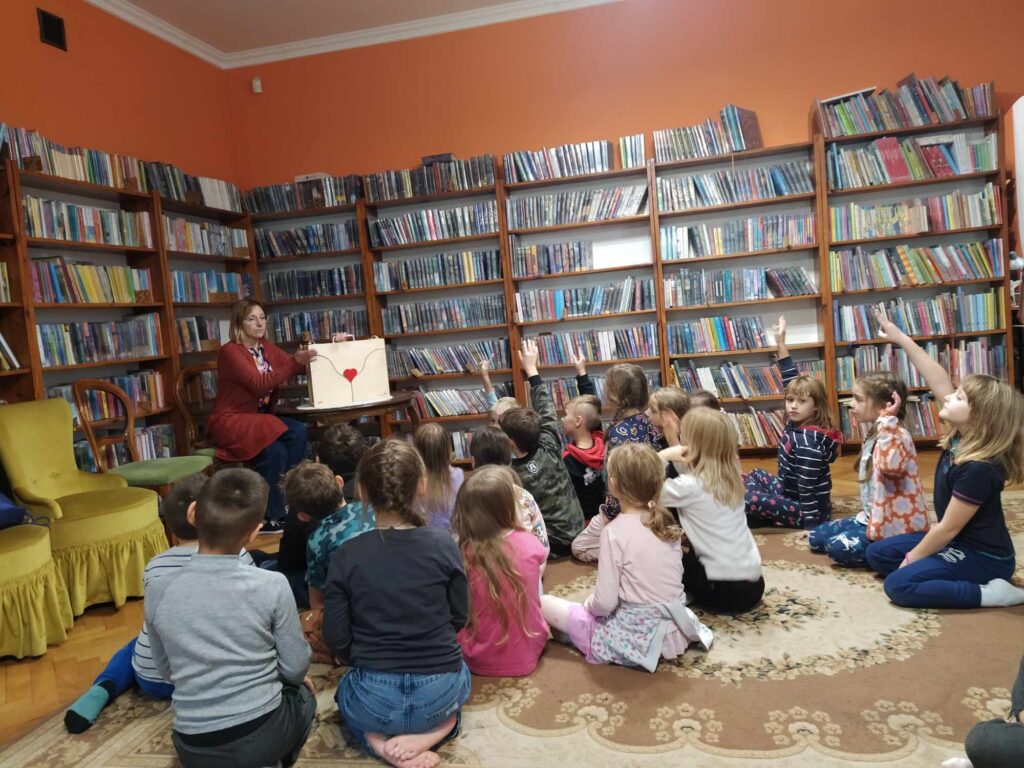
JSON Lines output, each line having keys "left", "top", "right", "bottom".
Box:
{"left": 647, "top": 500, "right": 656, "bottom": 510}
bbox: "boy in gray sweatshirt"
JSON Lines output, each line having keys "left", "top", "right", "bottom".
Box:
{"left": 146, "top": 469, "right": 316, "bottom": 768}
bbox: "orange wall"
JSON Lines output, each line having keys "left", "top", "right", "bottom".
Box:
{"left": 225, "top": 0, "right": 1024, "bottom": 188}
{"left": 0, "top": 0, "right": 235, "bottom": 181}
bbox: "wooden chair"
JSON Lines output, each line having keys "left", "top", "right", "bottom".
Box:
{"left": 174, "top": 361, "right": 219, "bottom": 460}
{"left": 72, "top": 379, "right": 213, "bottom": 497}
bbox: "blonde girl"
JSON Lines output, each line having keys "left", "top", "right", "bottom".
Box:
{"left": 645, "top": 386, "right": 691, "bottom": 446}
{"left": 543, "top": 444, "right": 713, "bottom": 672}
{"left": 864, "top": 311, "right": 1024, "bottom": 609}
{"left": 660, "top": 408, "right": 764, "bottom": 613}
{"left": 452, "top": 466, "right": 548, "bottom": 677}
{"left": 809, "top": 372, "right": 928, "bottom": 566}
{"left": 744, "top": 315, "right": 843, "bottom": 529}
{"left": 413, "top": 422, "right": 464, "bottom": 532}
{"left": 323, "top": 439, "right": 470, "bottom": 768}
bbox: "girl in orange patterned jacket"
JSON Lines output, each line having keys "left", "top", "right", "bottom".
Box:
{"left": 808, "top": 372, "right": 928, "bottom": 566}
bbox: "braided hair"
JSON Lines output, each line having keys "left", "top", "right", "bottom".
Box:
{"left": 357, "top": 438, "right": 426, "bottom": 526}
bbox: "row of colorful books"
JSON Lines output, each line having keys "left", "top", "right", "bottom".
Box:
{"left": 177, "top": 316, "right": 226, "bottom": 353}
{"left": 503, "top": 141, "right": 614, "bottom": 184}
{"left": 386, "top": 338, "right": 511, "bottom": 378}
{"left": 530, "top": 371, "right": 662, "bottom": 413}
{"left": 36, "top": 313, "right": 163, "bottom": 368}
{"left": 3, "top": 123, "right": 242, "bottom": 211}
{"left": 511, "top": 240, "right": 593, "bottom": 278}
{"left": 242, "top": 175, "right": 363, "bottom": 213}
{"left": 381, "top": 294, "right": 507, "bottom": 335}
{"left": 672, "top": 359, "right": 824, "bottom": 399}
{"left": 724, "top": 408, "right": 786, "bottom": 448}
{"left": 829, "top": 183, "right": 1001, "bottom": 241}
{"left": 419, "top": 387, "right": 492, "bottom": 418}
{"left": 514, "top": 277, "right": 656, "bottom": 322}
{"left": 47, "top": 371, "right": 167, "bottom": 425}
{"left": 825, "top": 132, "right": 997, "bottom": 190}
{"left": 365, "top": 154, "right": 495, "bottom": 202}
{"left": 663, "top": 265, "right": 816, "bottom": 307}
{"left": 254, "top": 220, "right": 358, "bottom": 259}
{"left": 170, "top": 270, "right": 252, "bottom": 304}
{"left": 23, "top": 195, "right": 153, "bottom": 247}
{"left": 265, "top": 265, "right": 364, "bottom": 301}
{"left": 667, "top": 314, "right": 770, "bottom": 355}
{"left": 656, "top": 160, "right": 813, "bottom": 212}
{"left": 840, "top": 396, "right": 942, "bottom": 440}
{"left": 829, "top": 239, "right": 1003, "bottom": 292}
{"left": 30, "top": 258, "right": 151, "bottom": 304}
{"left": 368, "top": 201, "right": 499, "bottom": 247}
{"left": 818, "top": 74, "right": 994, "bottom": 139}
{"left": 653, "top": 105, "right": 763, "bottom": 163}
{"left": 834, "top": 287, "right": 1003, "bottom": 341}
{"left": 270, "top": 309, "right": 370, "bottom": 342}
{"left": 373, "top": 249, "right": 501, "bottom": 292}
{"left": 73, "top": 424, "right": 177, "bottom": 472}
{"left": 660, "top": 213, "right": 816, "bottom": 260}
{"left": 834, "top": 337, "right": 1007, "bottom": 390}
{"left": 163, "top": 216, "right": 248, "bottom": 256}
{"left": 506, "top": 185, "right": 648, "bottom": 229}
{"left": 526, "top": 324, "right": 659, "bottom": 364}
{"left": 619, "top": 134, "right": 646, "bottom": 170}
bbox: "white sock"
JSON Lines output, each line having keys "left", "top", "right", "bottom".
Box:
{"left": 979, "top": 579, "right": 1024, "bottom": 608}
{"left": 940, "top": 758, "right": 973, "bottom": 768}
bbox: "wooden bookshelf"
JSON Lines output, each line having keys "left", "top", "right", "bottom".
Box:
{"left": 160, "top": 197, "right": 246, "bottom": 223}
{"left": 503, "top": 167, "right": 646, "bottom": 192}
{"left": 823, "top": 116, "right": 997, "bottom": 146}
{"left": 365, "top": 186, "right": 496, "bottom": 209}
{"left": 511, "top": 263, "right": 653, "bottom": 282}
{"left": 383, "top": 323, "right": 507, "bottom": 340}
{"left": 664, "top": 294, "right": 821, "bottom": 312}
{"left": 25, "top": 237, "right": 156, "bottom": 255}
{"left": 370, "top": 233, "right": 500, "bottom": 253}
{"left": 506, "top": 214, "right": 649, "bottom": 236}
{"left": 264, "top": 293, "right": 366, "bottom": 306}
{"left": 658, "top": 192, "right": 816, "bottom": 220}
{"left": 516, "top": 309, "right": 657, "bottom": 327}
{"left": 165, "top": 250, "right": 251, "bottom": 264}
{"left": 827, "top": 170, "right": 1000, "bottom": 198}
{"left": 660, "top": 243, "right": 819, "bottom": 266}
{"left": 390, "top": 369, "right": 513, "bottom": 383}
{"left": 832, "top": 276, "right": 1003, "bottom": 296}
{"left": 829, "top": 223, "right": 1002, "bottom": 248}
{"left": 670, "top": 342, "right": 825, "bottom": 360}
{"left": 18, "top": 170, "right": 150, "bottom": 204}
{"left": 654, "top": 141, "right": 815, "bottom": 172}
{"left": 250, "top": 203, "right": 356, "bottom": 223}
{"left": 34, "top": 302, "right": 164, "bottom": 310}
{"left": 41, "top": 354, "right": 170, "bottom": 373}
{"left": 377, "top": 278, "right": 504, "bottom": 296}
{"left": 256, "top": 248, "right": 361, "bottom": 265}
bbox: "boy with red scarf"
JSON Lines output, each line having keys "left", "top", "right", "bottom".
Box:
{"left": 561, "top": 354, "right": 606, "bottom": 521}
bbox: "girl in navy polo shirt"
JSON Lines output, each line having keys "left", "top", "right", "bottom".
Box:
{"left": 865, "top": 311, "right": 1024, "bottom": 609}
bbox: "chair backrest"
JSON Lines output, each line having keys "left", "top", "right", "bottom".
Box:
{"left": 71, "top": 379, "right": 140, "bottom": 472}
{"left": 175, "top": 361, "right": 218, "bottom": 453}
{"left": 0, "top": 398, "right": 80, "bottom": 507}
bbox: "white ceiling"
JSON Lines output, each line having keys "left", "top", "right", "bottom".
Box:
{"left": 87, "top": 0, "right": 621, "bottom": 69}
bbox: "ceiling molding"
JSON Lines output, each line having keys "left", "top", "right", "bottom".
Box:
{"left": 87, "top": 0, "right": 621, "bottom": 70}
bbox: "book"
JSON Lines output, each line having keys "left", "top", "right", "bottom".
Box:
{"left": 663, "top": 265, "right": 815, "bottom": 306}
{"left": 0, "top": 331, "right": 20, "bottom": 370}
{"left": 254, "top": 219, "right": 358, "bottom": 259}
{"left": 654, "top": 105, "right": 763, "bottom": 163}
{"left": 512, "top": 241, "right": 593, "bottom": 278}
{"left": 667, "top": 314, "right": 770, "bottom": 355}
{"left": 530, "top": 371, "right": 662, "bottom": 413}
{"left": 163, "top": 216, "right": 248, "bottom": 256}
{"left": 272, "top": 308, "right": 370, "bottom": 342}
{"left": 381, "top": 294, "right": 506, "bottom": 335}
{"left": 48, "top": 371, "right": 167, "bottom": 424}
{"left": 657, "top": 160, "right": 813, "bottom": 212}
{"left": 660, "top": 213, "right": 816, "bottom": 260}
{"left": 242, "top": 175, "right": 363, "bottom": 213}
{"left": 506, "top": 185, "right": 648, "bottom": 229}
{"left": 176, "top": 315, "right": 226, "bottom": 353}
{"left": 30, "top": 258, "right": 151, "bottom": 304}
{"left": 671, "top": 359, "right": 824, "bottom": 399}
{"left": 503, "top": 141, "right": 614, "bottom": 183}
{"left": 833, "top": 286, "right": 1003, "bottom": 341}
{"left": 373, "top": 249, "right": 501, "bottom": 292}
{"left": 266, "top": 265, "right": 363, "bottom": 300}
{"left": 22, "top": 195, "right": 153, "bottom": 247}
{"left": 364, "top": 154, "right": 495, "bottom": 202}
{"left": 368, "top": 201, "right": 498, "bottom": 247}
{"left": 36, "top": 313, "right": 163, "bottom": 367}
{"left": 619, "top": 134, "right": 646, "bottom": 169}
{"left": 525, "top": 324, "right": 659, "bottom": 364}
{"left": 386, "top": 338, "right": 511, "bottom": 378}
{"left": 829, "top": 239, "right": 1003, "bottom": 292}
{"left": 171, "top": 270, "right": 253, "bottom": 303}
{"left": 515, "top": 277, "right": 656, "bottom": 322}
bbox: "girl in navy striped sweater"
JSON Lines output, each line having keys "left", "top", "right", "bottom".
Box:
{"left": 744, "top": 316, "right": 842, "bottom": 529}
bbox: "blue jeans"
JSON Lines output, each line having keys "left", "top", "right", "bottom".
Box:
{"left": 252, "top": 417, "right": 307, "bottom": 522}
{"left": 809, "top": 517, "right": 869, "bottom": 567}
{"left": 337, "top": 664, "right": 471, "bottom": 755}
{"left": 94, "top": 638, "right": 174, "bottom": 700}
{"left": 865, "top": 532, "right": 1016, "bottom": 609}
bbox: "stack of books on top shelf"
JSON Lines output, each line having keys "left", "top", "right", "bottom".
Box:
{"left": 826, "top": 132, "right": 997, "bottom": 189}
{"left": 660, "top": 212, "right": 816, "bottom": 260}
{"left": 171, "top": 270, "right": 252, "bottom": 303}
{"left": 672, "top": 359, "right": 824, "bottom": 399}
{"left": 527, "top": 324, "right": 659, "bottom": 364}
{"left": 177, "top": 316, "right": 227, "bottom": 353}
{"left": 163, "top": 216, "right": 248, "bottom": 256}
{"left": 242, "top": 175, "right": 363, "bottom": 213}
{"left": 653, "top": 105, "right": 763, "bottom": 163}
{"left": 386, "top": 338, "right": 511, "bottom": 378}
{"left": 512, "top": 240, "right": 593, "bottom": 278}
{"left": 663, "top": 265, "right": 815, "bottom": 306}
{"left": 48, "top": 371, "right": 166, "bottom": 424}
{"left": 364, "top": 154, "right": 495, "bottom": 202}
{"left": 515, "top": 277, "right": 656, "bottom": 322}
{"left": 373, "top": 249, "right": 501, "bottom": 292}
{"left": 619, "top": 134, "right": 646, "bottom": 170}
{"left": 506, "top": 185, "right": 648, "bottom": 229}
{"left": 368, "top": 201, "right": 498, "bottom": 247}
{"left": 829, "top": 239, "right": 1003, "bottom": 292}
{"left": 834, "top": 286, "right": 1003, "bottom": 341}
{"left": 30, "top": 259, "right": 151, "bottom": 304}
{"left": 657, "top": 160, "right": 813, "bottom": 212}
{"left": 817, "top": 75, "right": 995, "bottom": 140}
{"left": 667, "top": 314, "right": 771, "bottom": 355}
{"left": 503, "top": 141, "right": 614, "bottom": 184}
{"left": 271, "top": 308, "right": 369, "bottom": 341}
{"left": 265, "top": 265, "right": 363, "bottom": 300}
{"left": 36, "top": 313, "right": 163, "bottom": 368}
{"left": 254, "top": 220, "right": 358, "bottom": 259}
{"left": 381, "top": 294, "right": 506, "bottom": 335}
{"left": 23, "top": 196, "right": 153, "bottom": 247}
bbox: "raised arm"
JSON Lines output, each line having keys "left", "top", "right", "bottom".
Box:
{"left": 873, "top": 309, "right": 955, "bottom": 401}
{"left": 773, "top": 315, "right": 789, "bottom": 361}
{"left": 574, "top": 349, "right": 597, "bottom": 397}
{"left": 520, "top": 340, "right": 558, "bottom": 441}
{"left": 479, "top": 358, "right": 498, "bottom": 409}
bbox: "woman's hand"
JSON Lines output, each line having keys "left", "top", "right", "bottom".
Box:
{"left": 295, "top": 348, "right": 318, "bottom": 366}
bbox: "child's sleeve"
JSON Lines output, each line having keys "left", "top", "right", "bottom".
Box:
{"left": 485, "top": 390, "right": 498, "bottom": 409}
{"left": 792, "top": 433, "right": 827, "bottom": 524}
{"left": 777, "top": 355, "right": 798, "bottom": 388}
{"left": 519, "top": 490, "right": 549, "bottom": 552}
{"left": 322, "top": 551, "right": 353, "bottom": 665}
{"left": 305, "top": 529, "right": 329, "bottom": 592}
{"left": 577, "top": 373, "right": 597, "bottom": 397}
{"left": 583, "top": 527, "right": 621, "bottom": 617}
{"left": 528, "top": 374, "right": 561, "bottom": 454}
{"left": 571, "top": 512, "right": 605, "bottom": 562}
{"left": 873, "top": 416, "right": 916, "bottom": 477}
{"left": 660, "top": 472, "right": 700, "bottom": 510}
{"left": 272, "top": 577, "right": 311, "bottom": 685}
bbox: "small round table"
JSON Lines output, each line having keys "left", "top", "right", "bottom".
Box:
{"left": 276, "top": 390, "right": 420, "bottom": 437}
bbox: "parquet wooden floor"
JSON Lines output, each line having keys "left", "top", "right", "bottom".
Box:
{"left": 0, "top": 450, "right": 1002, "bottom": 749}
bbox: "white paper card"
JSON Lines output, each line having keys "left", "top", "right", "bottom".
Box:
{"left": 306, "top": 338, "right": 391, "bottom": 408}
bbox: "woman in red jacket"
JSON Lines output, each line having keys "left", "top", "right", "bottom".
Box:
{"left": 208, "top": 299, "right": 317, "bottom": 532}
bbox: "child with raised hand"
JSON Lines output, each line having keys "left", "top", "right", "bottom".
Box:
{"left": 809, "top": 372, "right": 928, "bottom": 567}
{"left": 542, "top": 443, "right": 712, "bottom": 671}
{"left": 659, "top": 408, "right": 764, "bottom": 613}
{"left": 64, "top": 474, "right": 253, "bottom": 734}
{"left": 501, "top": 340, "right": 584, "bottom": 558}
{"left": 324, "top": 439, "right": 470, "bottom": 768}
{"left": 561, "top": 351, "right": 606, "bottom": 521}
{"left": 147, "top": 469, "right": 315, "bottom": 768}
{"left": 452, "top": 465, "right": 548, "bottom": 677}
{"left": 468, "top": 425, "right": 549, "bottom": 553}
{"left": 480, "top": 358, "right": 519, "bottom": 426}
{"left": 413, "top": 422, "right": 464, "bottom": 531}
{"left": 744, "top": 315, "right": 842, "bottom": 529}
{"left": 864, "top": 309, "right": 1024, "bottom": 609}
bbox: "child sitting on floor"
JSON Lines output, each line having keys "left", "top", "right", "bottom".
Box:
{"left": 147, "top": 469, "right": 315, "bottom": 768}
{"left": 560, "top": 352, "right": 605, "bottom": 521}
{"left": 317, "top": 422, "right": 368, "bottom": 503}
{"left": 324, "top": 439, "right": 470, "bottom": 768}
{"left": 453, "top": 465, "right": 548, "bottom": 677}
{"left": 64, "top": 474, "right": 252, "bottom": 734}
{"left": 542, "top": 443, "right": 712, "bottom": 671}
{"left": 414, "top": 422, "right": 464, "bottom": 531}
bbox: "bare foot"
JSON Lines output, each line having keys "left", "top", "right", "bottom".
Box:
{"left": 383, "top": 715, "right": 456, "bottom": 761}
{"left": 365, "top": 732, "right": 444, "bottom": 768}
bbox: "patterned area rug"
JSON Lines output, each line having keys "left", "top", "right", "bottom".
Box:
{"left": 3, "top": 494, "right": 1023, "bottom": 767}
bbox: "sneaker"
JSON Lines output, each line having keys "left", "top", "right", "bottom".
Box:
{"left": 262, "top": 520, "right": 285, "bottom": 535}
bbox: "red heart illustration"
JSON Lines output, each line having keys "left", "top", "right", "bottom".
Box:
{"left": 343, "top": 368, "right": 358, "bottom": 382}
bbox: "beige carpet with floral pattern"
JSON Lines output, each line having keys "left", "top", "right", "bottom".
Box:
{"left": 3, "top": 494, "right": 1024, "bottom": 768}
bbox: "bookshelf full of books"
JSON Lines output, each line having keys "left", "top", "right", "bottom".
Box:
{"left": 816, "top": 74, "right": 1013, "bottom": 445}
